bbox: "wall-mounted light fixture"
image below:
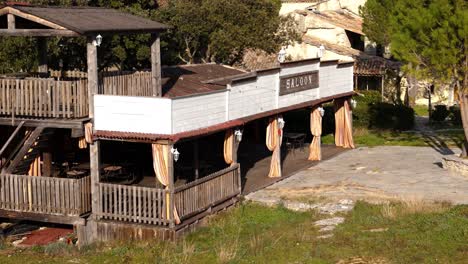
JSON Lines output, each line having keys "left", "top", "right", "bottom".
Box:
{"left": 93, "top": 34, "right": 103, "bottom": 47}
{"left": 277, "top": 47, "right": 286, "bottom": 63}
{"left": 234, "top": 129, "right": 243, "bottom": 142}
{"left": 350, "top": 99, "right": 357, "bottom": 109}
{"left": 278, "top": 117, "right": 285, "bottom": 129}
{"left": 171, "top": 147, "right": 180, "bottom": 162}
{"left": 318, "top": 107, "right": 325, "bottom": 117}
{"left": 318, "top": 44, "right": 325, "bottom": 58}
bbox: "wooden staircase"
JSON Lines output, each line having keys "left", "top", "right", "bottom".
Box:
{"left": 0, "top": 124, "right": 53, "bottom": 175}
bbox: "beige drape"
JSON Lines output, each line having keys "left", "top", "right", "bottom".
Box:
{"left": 224, "top": 129, "right": 234, "bottom": 165}
{"left": 78, "top": 122, "right": 94, "bottom": 149}
{"left": 78, "top": 137, "right": 87, "bottom": 149}
{"left": 151, "top": 143, "right": 181, "bottom": 224}
{"left": 334, "top": 99, "right": 355, "bottom": 149}
{"left": 309, "top": 107, "right": 323, "bottom": 161}
{"left": 28, "top": 156, "right": 41, "bottom": 176}
{"left": 85, "top": 122, "right": 93, "bottom": 144}
{"left": 266, "top": 117, "right": 282, "bottom": 178}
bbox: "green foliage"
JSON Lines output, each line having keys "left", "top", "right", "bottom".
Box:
{"left": 353, "top": 90, "right": 382, "bottom": 128}
{"left": 369, "top": 103, "right": 415, "bottom": 130}
{"left": 389, "top": 0, "right": 467, "bottom": 84}
{"left": 431, "top": 105, "right": 450, "bottom": 122}
{"left": 359, "top": 0, "right": 398, "bottom": 46}
{"left": 449, "top": 105, "right": 462, "bottom": 126}
{"left": 156, "top": 0, "right": 300, "bottom": 65}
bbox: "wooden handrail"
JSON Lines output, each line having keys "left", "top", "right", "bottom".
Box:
{"left": 175, "top": 164, "right": 240, "bottom": 193}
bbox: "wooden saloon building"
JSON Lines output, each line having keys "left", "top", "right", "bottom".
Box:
{"left": 0, "top": 4, "right": 355, "bottom": 244}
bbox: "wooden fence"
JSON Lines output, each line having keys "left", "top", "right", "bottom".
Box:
{"left": 0, "top": 78, "right": 89, "bottom": 118}
{"left": 0, "top": 174, "right": 91, "bottom": 216}
{"left": 96, "top": 183, "right": 170, "bottom": 226}
{"left": 99, "top": 71, "right": 153, "bottom": 97}
{"left": 175, "top": 164, "right": 241, "bottom": 220}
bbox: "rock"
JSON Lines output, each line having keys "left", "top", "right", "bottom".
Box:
{"left": 442, "top": 155, "right": 468, "bottom": 177}
{"left": 319, "top": 225, "right": 336, "bottom": 232}
{"left": 314, "top": 217, "right": 345, "bottom": 227}
{"left": 317, "top": 234, "right": 334, "bottom": 239}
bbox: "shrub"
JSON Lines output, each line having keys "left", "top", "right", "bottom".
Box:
{"left": 448, "top": 105, "right": 462, "bottom": 126}
{"left": 369, "top": 103, "right": 415, "bottom": 130}
{"left": 431, "top": 105, "right": 450, "bottom": 122}
{"left": 353, "top": 90, "right": 382, "bottom": 128}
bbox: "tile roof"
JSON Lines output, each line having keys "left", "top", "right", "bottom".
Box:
{"left": 305, "top": 10, "right": 363, "bottom": 35}
{"left": 161, "top": 64, "right": 245, "bottom": 98}
{"left": 3, "top": 5, "right": 169, "bottom": 35}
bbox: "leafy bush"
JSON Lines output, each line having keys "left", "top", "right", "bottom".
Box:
{"left": 369, "top": 103, "right": 415, "bottom": 130}
{"left": 353, "top": 90, "right": 382, "bottom": 128}
{"left": 431, "top": 105, "right": 450, "bottom": 122}
{"left": 448, "top": 105, "right": 462, "bottom": 126}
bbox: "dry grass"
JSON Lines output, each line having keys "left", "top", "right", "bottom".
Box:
{"left": 381, "top": 198, "right": 451, "bottom": 219}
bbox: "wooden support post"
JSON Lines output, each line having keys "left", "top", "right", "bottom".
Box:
{"left": 168, "top": 142, "right": 175, "bottom": 228}
{"left": 38, "top": 38, "right": 48, "bottom": 74}
{"left": 354, "top": 74, "right": 358, "bottom": 90}
{"left": 42, "top": 150, "right": 52, "bottom": 177}
{"left": 193, "top": 140, "right": 199, "bottom": 179}
{"left": 87, "top": 37, "right": 98, "bottom": 118}
{"left": 87, "top": 36, "right": 100, "bottom": 219}
{"left": 7, "top": 14, "right": 15, "bottom": 30}
{"left": 151, "top": 33, "right": 162, "bottom": 97}
{"left": 232, "top": 135, "right": 239, "bottom": 164}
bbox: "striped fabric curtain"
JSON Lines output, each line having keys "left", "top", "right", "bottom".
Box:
{"left": 334, "top": 99, "right": 355, "bottom": 149}
{"left": 308, "top": 107, "right": 323, "bottom": 161}
{"left": 151, "top": 143, "right": 181, "bottom": 224}
{"left": 223, "top": 129, "right": 234, "bottom": 165}
{"left": 266, "top": 117, "right": 283, "bottom": 178}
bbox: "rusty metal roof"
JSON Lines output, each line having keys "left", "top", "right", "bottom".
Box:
{"left": 162, "top": 64, "right": 245, "bottom": 98}
{"left": 4, "top": 5, "right": 169, "bottom": 35}
{"left": 306, "top": 10, "right": 363, "bottom": 35}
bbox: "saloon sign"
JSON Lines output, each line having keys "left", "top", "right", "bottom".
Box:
{"left": 279, "top": 71, "right": 319, "bottom": 95}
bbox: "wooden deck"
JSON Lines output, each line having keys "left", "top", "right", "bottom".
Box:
{"left": 95, "top": 164, "right": 241, "bottom": 227}
{"left": 0, "top": 174, "right": 91, "bottom": 225}
{"left": 240, "top": 144, "right": 347, "bottom": 194}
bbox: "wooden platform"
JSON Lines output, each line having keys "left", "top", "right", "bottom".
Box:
{"left": 0, "top": 117, "right": 89, "bottom": 129}
{"left": 240, "top": 144, "right": 347, "bottom": 194}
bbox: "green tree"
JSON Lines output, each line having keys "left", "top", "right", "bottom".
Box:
{"left": 359, "top": 0, "right": 399, "bottom": 47}
{"left": 362, "top": 0, "right": 468, "bottom": 155}
{"left": 155, "top": 0, "right": 300, "bottom": 65}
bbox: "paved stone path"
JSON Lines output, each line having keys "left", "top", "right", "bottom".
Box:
{"left": 246, "top": 146, "right": 468, "bottom": 205}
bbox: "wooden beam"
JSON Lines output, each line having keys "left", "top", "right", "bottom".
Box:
{"left": 7, "top": 14, "right": 15, "bottom": 30}
{"left": 0, "top": 209, "right": 86, "bottom": 226}
{"left": 5, "top": 7, "right": 67, "bottom": 30}
{"left": 38, "top": 37, "right": 48, "bottom": 73}
{"left": 0, "top": 29, "right": 80, "bottom": 37}
{"left": 151, "top": 33, "right": 162, "bottom": 97}
{"left": 0, "top": 117, "right": 89, "bottom": 129}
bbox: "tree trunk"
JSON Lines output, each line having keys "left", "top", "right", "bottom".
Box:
{"left": 459, "top": 92, "right": 468, "bottom": 157}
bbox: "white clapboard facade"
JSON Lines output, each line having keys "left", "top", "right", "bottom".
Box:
{"left": 94, "top": 59, "right": 353, "bottom": 135}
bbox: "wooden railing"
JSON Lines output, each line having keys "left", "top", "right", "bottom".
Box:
{"left": 175, "top": 164, "right": 241, "bottom": 220}
{"left": 99, "top": 71, "right": 153, "bottom": 97}
{"left": 0, "top": 78, "right": 89, "bottom": 118}
{"left": 96, "top": 183, "right": 170, "bottom": 226}
{"left": 0, "top": 174, "right": 91, "bottom": 216}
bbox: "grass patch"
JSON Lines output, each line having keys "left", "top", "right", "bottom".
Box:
{"left": 1, "top": 202, "right": 467, "bottom": 263}
{"left": 413, "top": 105, "right": 430, "bottom": 117}
{"left": 322, "top": 127, "right": 464, "bottom": 147}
